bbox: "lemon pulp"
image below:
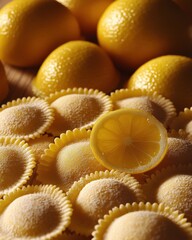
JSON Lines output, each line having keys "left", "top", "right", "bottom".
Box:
{"left": 90, "top": 109, "right": 168, "bottom": 174}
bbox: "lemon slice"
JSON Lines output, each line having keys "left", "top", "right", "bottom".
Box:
{"left": 90, "top": 109, "right": 168, "bottom": 174}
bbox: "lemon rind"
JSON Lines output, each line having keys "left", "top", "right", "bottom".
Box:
{"left": 37, "top": 128, "right": 91, "bottom": 187}
{"left": 143, "top": 164, "right": 192, "bottom": 202}
{"left": 110, "top": 88, "right": 176, "bottom": 127}
{"left": 92, "top": 202, "right": 192, "bottom": 240}
{"left": 67, "top": 169, "right": 145, "bottom": 236}
{"left": 0, "top": 137, "right": 36, "bottom": 197}
{"left": 170, "top": 107, "right": 192, "bottom": 135}
{"left": 45, "top": 88, "right": 113, "bottom": 136}
{"left": 0, "top": 97, "right": 54, "bottom": 140}
{"left": 0, "top": 184, "right": 73, "bottom": 240}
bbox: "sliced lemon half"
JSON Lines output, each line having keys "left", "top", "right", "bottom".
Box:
{"left": 90, "top": 109, "right": 168, "bottom": 174}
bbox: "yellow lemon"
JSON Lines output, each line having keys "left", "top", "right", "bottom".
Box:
{"left": 90, "top": 109, "right": 168, "bottom": 174}
{"left": 0, "top": 0, "right": 81, "bottom": 67}
{"left": 127, "top": 55, "right": 192, "bottom": 112}
{"left": 97, "top": 0, "right": 192, "bottom": 69}
{"left": 0, "top": 61, "right": 8, "bottom": 103}
{"left": 32, "top": 40, "right": 120, "bottom": 97}
{"left": 57, "top": 0, "right": 114, "bottom": 37}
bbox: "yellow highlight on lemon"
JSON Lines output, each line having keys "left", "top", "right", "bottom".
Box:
{"left": 90, "top": 109, "right": 168, "bottom": 174}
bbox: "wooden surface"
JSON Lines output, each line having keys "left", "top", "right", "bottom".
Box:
{"left": 3, "top": 65, "right": 37, "bottom": 102}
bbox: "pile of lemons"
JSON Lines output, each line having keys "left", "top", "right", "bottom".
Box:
{"left": 0, "top": 0, "right": 192, "bottom": 186}
{"left": 0, "top": 0, "right": 192, "bottom": 239}
{"left": 0, "top": 0, "right": 191, "bottom": 111}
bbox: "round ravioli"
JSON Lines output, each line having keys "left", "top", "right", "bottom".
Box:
{"left": 170, "top": 107, "right": 192, "bottom": 137}
{"left": 146, "top": 130, "right": 192, "bottom": 173}
{"left": 46, "top": 88, "right": 112, "bottom": 136}
{"left": 0, "top": 97, "right": 54, "bottom": 140}
{"left": 92, "top": 202, "right": 192, "bottom": 240}
{"left": 0, "top": 185, "right": 72, "bottom": 240}
{"left": 0, "top": 137, "right": 36, "bottom": 197}
{"left": 144, "top": 165, "right": 192, "bottom": 222}
{"left": 37, "top": 129, "right": 106, "bottom": 192}
{"left": 67, "top": 170, "right": 145, "bottom": 236}
{"left": 110, "top": 89, "right": 176, "bottom": 127}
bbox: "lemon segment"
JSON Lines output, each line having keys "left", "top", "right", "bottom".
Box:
{"left": 90, "top": 109, "right": 168, "bottom": 174}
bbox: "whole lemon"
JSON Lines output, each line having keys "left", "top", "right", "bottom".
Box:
{"left": 0, "top": 61, "right": 8, "bottom": 103}
{"left": 97, "top": 0, "right": 192, "bottom": 69}
{"left": 126, "top": 55, "right": 192, "bottom": 112}
{"left": 0, "top": 0, "right": 81, "bottom": 67}
{"left": 57, "top": 0, "right": 114, "bottom": 37}
{"left": 32, "top": 40, "right": 120, "bottom": 96}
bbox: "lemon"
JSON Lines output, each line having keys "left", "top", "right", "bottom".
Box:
{"left": 32, "top": 40, "right": 120, "bottom": 97}
{"left": 127, "top": 55, "right": 192, "bottom": 112}
{"left": 0, "top": 61, "right": 8, "bottom": 103}
{"left": 57, "top": 0, "right": 114, "bottom": 37}
{"left": 90, "top": 109, "right": 168, "bottom": 174}
{"left": 97, "top": 0, "right": 192, "bottom": 69}
{"left": 0, "top": 0, "right": 81, "bottom": 67}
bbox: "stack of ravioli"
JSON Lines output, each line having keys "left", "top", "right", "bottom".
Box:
{"left": 0, "top": 85, "right": 191, "bottom": 240}
{"left": 0, "top": 0, "right": 192, "bottom": 239}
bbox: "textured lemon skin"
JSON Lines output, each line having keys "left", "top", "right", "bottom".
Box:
{"left": 127, "top": 55, "right": 192, "bottom": 112}
{"left": 57, "top": 0, "right": 113, "bottom": 37}
{"left": 97, "top": 0, "right": 192, "bottom": 69}
{"left": 0, "top": 61, "right": 8, "bottom": 103}
{"left": 32, "top": 41, "right": 120, "bottom": 96}
{"left": 0, "top": 0, "right": 81, "bottom": 67}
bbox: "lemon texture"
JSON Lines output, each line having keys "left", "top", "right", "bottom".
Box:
{"left": 0, "top": 0, "right": 81, "bottom": 67}
{"left": 32, "top": 40, "right": 120, "bottom": 97}
{"left": 127, "top": 55, "right": 192, "bottom": 112}
{"left": 97, "top": 0, "right": 192, "bottom": 69}
{"left": 90, "top": 109, "right": 168, "bottom": 174}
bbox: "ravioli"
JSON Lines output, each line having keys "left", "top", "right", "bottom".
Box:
{"left": 46, "top": 88, "right": 112, "bottom": 136}
{"left": 110, "top": 88, "right": 176, "bottom": 127}
{"left": 92, "top": 202, "right": 192, "bottom": 240}
{"left": 0, "top": 185, "right": 72, "bottom": 239}
{"left": 0, "top": 97, "right": 54, "bottom": 140}
{"left": 37, "top": 129, "right": 106, "bottom": 192}
{"left": 0, "top": 137, "right": 35, "bottom": 197}
{"left": 67, "top": 170, "right": 145, "bottom": 236}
